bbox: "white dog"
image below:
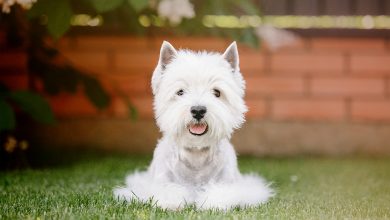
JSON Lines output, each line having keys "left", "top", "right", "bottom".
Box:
{"left": 114, "top": 41, "right": 273, "bottom": 210}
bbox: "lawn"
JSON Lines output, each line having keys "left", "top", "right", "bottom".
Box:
{"left": 1, "top": 154, "right": 390, "bottom": 219}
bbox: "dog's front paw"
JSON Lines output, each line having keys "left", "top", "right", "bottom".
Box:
{"left": 196, "top": 174, "right": 274, "bottom": 210}
{"left": 114, "top": 172, "right": 194, "bottom": 210}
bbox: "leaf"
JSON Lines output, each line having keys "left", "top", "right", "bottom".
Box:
{"left": 0, "top": 82, "right": 9, "bottom": 96}
{"left": 128, "top": 103, "right": 138, "bottom": 121}
{"left": 9, "top": 91, "right": 55, "bottom": 124}
{"left": 89, "top": 0, "right": 125, "bottom": 13}
{"left": 29, "top": 56, "right": 80, "bottom": 95}
{"left": 0, "top": 98, "right": 16, "bottom": 131}
{"left": 47, "top": 0, "right": 73, "bottom": 39}
{"left": 82, "top": 77, "right": 111, "bottom": 109}
{"left": 127, "top": 0, "right": 149, "bottom": 12}
{"left": 240, "top": 29, "right": 259, "bottom": 48}
{"left": 27, "top": 0, "right": 44, "bottom": 18}
{"left": 231, "top": 0, "right": 261, "bottom": 15}
{"left": 28, "top": 0, "right": 73, "bottom": 38}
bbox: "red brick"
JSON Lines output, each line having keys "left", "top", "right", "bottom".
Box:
{"left": 130, "top": 96, "right": 154, "bottom": 119}
{"left": 351, "top": 100, "right": 390, "bottom": 121}
{"left": 0, "top": 31, "right": 6, "bottom": 47}
{"left": 109, "top": 95, "right": 153, "bottom": 119}
{"left": 0, "top": 51, "right": 27, "bottom": 69}
{"left": 272, "top": 99, "right": 345, "bottom": 120}
{"left": 115, "top": 67, "right": 155, "bottom": 77}
{"left": 388, "top": 78, "right": 390, "bottom": 96}
{"left": 108, "top": 96, "right": 131, "bottom": 117}
{"left": 53, "top": 37, "right": 75, "bottom": 50}
{"left": 270, "top": 70, "right": 342, "bottom": 76}
{"left": 117, "top": 51, "right": 264, "bottom": 72}
{"left": 240, "top": 52, "right": 265, "bottom": 71}
{"left": 263, "top": 37, "right": 308, "bottom": 52}
{"left": 311, "top": 38, "right": 386, "bottom": 51}
{"left": 100, "top": 74, "right": 151, "bottom": 96}
{"left": 241, "top": 69, "right": 265, "bottom": 77}
{"left": 0, "top": 74, "right": 28, "bottom": 90}
{"left": 271, "top": 53, "right": 344, "bottom": 72}
{"left": 62, "top": 50, "right": 108, "bottom": 73}
{"left": 74, "top": 36, "right": 229, "bottom": 52}
{"left": 75, "top": 36, "right": 157, "bottom": 51}
{"left": 245, "top": 98, "right": 267, "bottom": 118}
{"left": 246, "top": 76, "right": 305, "bottom": 96}
{"left": 311, "top": 77, "right": 385, "bottom": 97}
{"left": 350, "top": 54, "right": 390, "bottom": 72}
{"left": 109, "top": 96, "right": 128, "bottom": 117}
{"left": 165, "top": 37, "right": 229, "bottom": 51}
{"left": 49, "top": 93, "right": 99, "bottom": 117}
{"left": 115, "top": 52, "right": 158, "bottom": 70}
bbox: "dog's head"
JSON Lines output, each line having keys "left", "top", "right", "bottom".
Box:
{"left": 151, "top": 41, "right": 247, "bottom": 146}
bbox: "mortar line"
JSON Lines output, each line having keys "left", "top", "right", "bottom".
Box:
{"left": 343, "top": 52, "right": 351, "bottom": 75}
{"left": 345, "top": 97, "right": 352, "bottom": 122}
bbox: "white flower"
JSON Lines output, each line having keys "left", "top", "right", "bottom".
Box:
{"left": 0, "top": 0, "right": 36, "bottom": 13}
{"left": 16, "top": 0, "right": 36, "bottom": 9}
{"left": 255, "top": 25, "right": 299, "bottom": 51}
{"left": 157, "top": 0, "right": 195, "bottom": 24}
{"left": 1, "top": 0, "right": 15, "bottom": 13}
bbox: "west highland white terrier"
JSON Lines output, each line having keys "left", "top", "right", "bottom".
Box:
{"left": 114, "top": 41, "right": 273, "bottom": 210}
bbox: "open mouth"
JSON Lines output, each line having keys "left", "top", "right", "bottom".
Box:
{"left": 188, "top": 123, "right": 208, "bottom": 136}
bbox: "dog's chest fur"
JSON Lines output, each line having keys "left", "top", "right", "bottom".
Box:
{"left": 173, "top": 146, "right": 224, "bottom": 185}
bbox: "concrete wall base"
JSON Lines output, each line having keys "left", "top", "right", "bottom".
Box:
{"left": 26, "top": 119, "right": 390, "bottom": 156}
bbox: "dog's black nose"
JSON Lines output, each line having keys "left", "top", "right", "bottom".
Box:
{"left": 191, "top": 106, "right": 207, "bottom": 120}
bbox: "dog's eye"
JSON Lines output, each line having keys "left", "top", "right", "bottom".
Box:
{"left": 176, "top": 89, "right": 184, "bottom": 96}
{"left": 213, "top": 89, "right": 221, "bottom": 98}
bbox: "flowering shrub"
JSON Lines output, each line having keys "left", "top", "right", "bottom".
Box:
{"left": 0, "top": 1, "right": 300, "bottom": 168}
{"left": 157, "top": 0, "right": 195, "bottom": 24}
{"left": 0, "top": 0, "right": 265, "bottom": 131}
{"left": 0, "top": 0, "right": 36, "bottom": 13}
{"left": 0, "top": 0, "right": 297, "bottom": 132}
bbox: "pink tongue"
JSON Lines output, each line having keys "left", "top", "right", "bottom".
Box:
{"left": 189, "top": 124, "right": 207, "bottom": 134}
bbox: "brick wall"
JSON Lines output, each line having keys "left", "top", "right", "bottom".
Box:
{"left": 2, "top": 36, "right": 390, "bottom": 121}
{"left": 1, "top": 35, "right": 390, "bottom": 154}
{"left": 34, "top": 37, "right": 390, "bottom": 121}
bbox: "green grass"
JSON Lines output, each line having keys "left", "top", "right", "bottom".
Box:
{"left": 1, "top": 155, "right": 390, "bottom": 219}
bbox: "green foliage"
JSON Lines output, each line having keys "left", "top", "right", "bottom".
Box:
{"left": 82, "top": 77, "right": 111, "bottom": 109}
{"left": 1, "top": 0, "right": 265, "bottom": 132}
{"left": 27, "top": 42, "right": 111, "bottom": 111}
{"left": 128, "top": 103, "right": 138, "bottom": 120}
{"left": 9, "top": 91, "right": 55, "bottom": 124}
{"left": 46, "top": 0, "right": 72, "bottom": 39}
{"left": 127, "top": 0, "right": 149, "bottom": 12}
{"left": 240, "top": 28, "right": 259, "bottom": 48}
{"left": 37, "top": 67, "right": 80, "bottom": 95}
{"left": 0, "top": 83, "right": 55, "bottom": 131}
{"left": 89, "top": 0, "right": 125, "bottom": 13}
{"left": 28, "top": 0, "right": 73, "bottom": 39}
{"left": 0, "top": 99, "right": 16, "bottom": 131}
{"left": 230, "top": 0, "right": 261, "bottom": 15}
{"left": 26, "top": 0, "right": 263, "bottom": 48}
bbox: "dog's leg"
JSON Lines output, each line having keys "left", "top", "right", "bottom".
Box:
{"left": 195, "top": 174, "right": 274, "bottom": 210}
{"left": 114, "top": 171, "right": 193, "bottom": 210}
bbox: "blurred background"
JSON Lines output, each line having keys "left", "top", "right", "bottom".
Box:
{"left": 1, "top": 0, "right": 390, "bottom": 168}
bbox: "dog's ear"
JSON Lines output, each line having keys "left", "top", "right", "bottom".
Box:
{"left": 152, "top": 41, "right": 177, "bottom": 95}
{"left": 158, "top": 41, "right": 177, "bottom": 71}
{"left": 223, "top": 41, "right": 239, "bottom": 72}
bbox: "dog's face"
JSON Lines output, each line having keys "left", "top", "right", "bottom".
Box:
{"left": 151, "top": 41, "right": 247, "bottom": 146}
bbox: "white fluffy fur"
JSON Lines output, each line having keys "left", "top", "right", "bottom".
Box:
{"left": 114, "top": 41, "right": 274, "bottom": 210}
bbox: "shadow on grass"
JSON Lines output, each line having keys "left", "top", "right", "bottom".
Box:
{"left": 1, "top": 145, "right": 152, "bottom": 170}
